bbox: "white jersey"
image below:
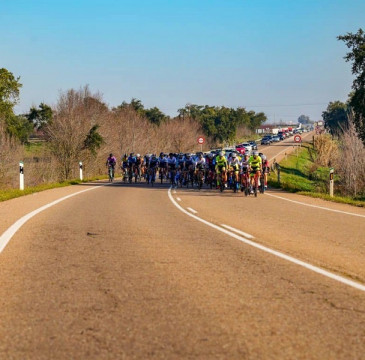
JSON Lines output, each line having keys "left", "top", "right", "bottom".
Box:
{"left": 195, "top": 158, "right": 206, "bottom": 168}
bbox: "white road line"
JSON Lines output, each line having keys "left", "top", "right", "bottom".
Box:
{"left": 0, "top": 185, "right": 104, "bottom": 253}
{"left": 168, "top": 187, "right": 365, "bottom": 293}
{"left": 177, "top": 197, "right": 182, "bottom": 202}
{"left": 187, "top": 207, "right": 198, "bottom": 214}
{"left": 265, "top": 192, "right": 365, "bottom": 218}
{"left": 221, "top": 224, "right": 254, "bottom": 239}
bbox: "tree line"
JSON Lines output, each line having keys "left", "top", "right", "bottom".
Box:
{"left": 0, "top": 67, "right": 267, "bottom": 147}
{"left": 323, "top": 28, "right": 365, "bottom": 143}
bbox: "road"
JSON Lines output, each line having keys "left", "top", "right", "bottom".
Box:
{"left": 0, "top": 134, "right": 364, "bottom": 359}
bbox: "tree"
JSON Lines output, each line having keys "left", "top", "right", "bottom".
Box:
{"left": 26, "top": 102, "right": 53, "bottom": 130}
{"left": 0, "top": 68, "right": 22, "bottom": 128}
{"left": 322, "top": 101, "right": 349, "bottom": 135}
{"left": 338, "top": 29, "right": 365, "bottom": 144}
{"left": 0, "top": 68, "right": 22, "bottom": 110}
{"left": 298, "top": 115, "right": 311, "bottom": 124}
{"left": 83, "top": 124, "right": 104, "bottom": 156}
{"left": 5, "top": 114, "right": 33, "bottom": 144}
{"left": 46, "top": 86, "right": 108, "bottom": 180}
{"left": 145, "top": 106, "right": 168, "bottom": 125}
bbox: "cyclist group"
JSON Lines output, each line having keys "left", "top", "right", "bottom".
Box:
{"left": 106, "top": 150, "right": 270, "bottom": 196}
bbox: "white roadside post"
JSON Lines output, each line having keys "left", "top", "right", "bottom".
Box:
{"left": 19, "top": 161, "right": 24, "bottom": 190}
{"left": 329, "top": 168, "right": 334, "bottom": 197}
{"left": 79, "top": 161, "right": 83, "bottom": 181}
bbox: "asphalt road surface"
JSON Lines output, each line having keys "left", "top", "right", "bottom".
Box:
{"left": 0, "top": 133, "right": 364, "bottom": 359}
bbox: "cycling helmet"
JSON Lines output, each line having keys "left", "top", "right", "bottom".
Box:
{"left": 198, "top": 153, "right": 203, "bottom": 158}
{"left": 136, "top": 153, "right": 140, "bottom": 157}
{"left": 169, "top": 153, "right": 173, "bottom": 156}
{"left": 109, "top": 153, "right": 113, "bottom": 157}
{"left": 130, "top": 152, "right": 134, "bottom": 156}
{"left": 261, "top": 154, "right": 267, "bottom": 160}
{"left": 232, "top": 152, "right": 237, "bottom": 158}
{"left": 208, "top": 153, "right": 214, "bottom": 158}
{"left": 219, "top": 151, "right": 224, "bottom": 157}
{"left": 253, "top": 151, "right": 259, "bottom": 156}
{"left": 160, "top": 152, "right": 164, "bottom": 156}
{"left": 259, "top": 152, "right": 263, "bottom": 157}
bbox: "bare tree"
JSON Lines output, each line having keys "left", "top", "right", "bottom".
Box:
{"left": 45, "top": 86, "right": 108, "bottom": 180}
{"left": 337, "top": 120, "right": 365, "bottom": 197}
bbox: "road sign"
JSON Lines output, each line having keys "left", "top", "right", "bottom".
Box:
{"left": 197, "top": 136, "right": 205, "bottom": 145}
{"left": 294, "top": 135, "right": 302, "bottom": 143}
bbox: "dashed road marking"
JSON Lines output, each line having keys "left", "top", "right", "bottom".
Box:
{"left": 187, "top": 207, "right": 198, "bottom": 214}
{"left": 221, "top": 224, "right": 254, "bottom": 239}
{"left": 168, "top": 187, "right": 365, "bottom": 293}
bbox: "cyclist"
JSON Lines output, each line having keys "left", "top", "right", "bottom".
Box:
{"left": 261, "top": 154, "right": 270, "bottom": 189}
{"left": 215, "top": 151, "right": 228, "bottom": 188}
{"left": 106, "top": 153, "right": 117, "bottom": 180}
{"left": 158, "top": 152, "right": 168, "bottom": 180}
{"left": 228, "top": 152, "right": 240, "bottom": 191}
{"left": 183, "top": 154, "right": 195, "bottom": 186}
{"left": 121, "top": 153, "right": 128, "bottom": 177}
{"left": 135, "top": 153, "right": 143, "bottom": 179}
{"left": 127, "top": 152, "right": 136, "bottom": 181}
{"left": 248, "top": 150, "right": 262, "bottom": 193}
{"left": 240, "top": 153, "right": 250, "bottom": 191}
{"left": 147, "top": 154, "right": 159, "bottom": 183}
{"left": 168, "top": 153, "right": 177, "bottom": 185}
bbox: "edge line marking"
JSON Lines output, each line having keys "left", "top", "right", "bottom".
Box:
{"left": 168, "top": 187, "right": 365, "bottom": 292}
{"left": 265, "top": 192, "right": 365, "bottom": 218}
{"left": 0, "top": 185, "right": 105, "bottom": 253}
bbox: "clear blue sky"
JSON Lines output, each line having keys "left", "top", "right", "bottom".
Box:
{"left": 1, "top": 0, "right": 364, "bottom": 122}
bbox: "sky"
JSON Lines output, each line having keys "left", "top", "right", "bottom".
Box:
{"left": 1, "top": 0, "right": 364, "bottom": 123}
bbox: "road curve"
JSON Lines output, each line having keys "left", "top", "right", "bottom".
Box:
{"left": 0, "top": 135, "right": 364, "bottom": 359}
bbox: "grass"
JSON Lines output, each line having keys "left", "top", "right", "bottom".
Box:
{"left": 24, "top": 141, "right": 47, "bottom": 155}
{"left": 0, "top": 175, "right": 108, "bottom": 203}
{"left": 268, "top": 144, "right": 365, "bottom": 208}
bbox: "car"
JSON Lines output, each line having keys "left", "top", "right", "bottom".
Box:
{"left": 239, "top": 142, "right": 253, "bottom": 152}
{"left": 272, "top": 136, "right": 280, "bottom": 142}
{"left": 261, "top": 137, "right": 271, "bottom": 145}
{"left": 236, "top": 146, "right": 250, "bottom": 155}
{"left": 248, "top": 140, "right": 258, "bottom": 150}
{"left": 278, "top": 134, "right": 285, "bottom": 141}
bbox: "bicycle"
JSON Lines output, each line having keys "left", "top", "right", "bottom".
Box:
{"left": 250, "top": 168, "right": 261, "bottom": 197}
{"left": 108, "top": 165, "right": 115, "bottom": 183}
{"left": 169, "top": 166, "right": 177, "bottom": 187}
{"left": 196, "top": 167, "right": 205, "bottom": 190}
{"left": 217, "top": 167, "right": 227, "bottom": 192}
{"left": 240, "top": 168, "right": 250, "bottom": 196}
{"left": 148, "top": 167, "right": 157, "bottom": 186}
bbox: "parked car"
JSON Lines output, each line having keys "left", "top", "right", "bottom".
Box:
{"left": 272, "top": 136, "right": 280, "bottom": 142}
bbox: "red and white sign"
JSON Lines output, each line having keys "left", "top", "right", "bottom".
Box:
{"left": 197, "top": 136, "right": 205, "bottom": 145}
{"left": 294, "top": 135, "right": 302, "bottom": 143}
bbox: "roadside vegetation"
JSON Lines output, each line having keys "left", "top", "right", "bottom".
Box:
{"left": 0, "top": 176, "right": 109, "bottom": 203}
{"left": 269, "top": 139, "right": 365, "bottom": 207}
